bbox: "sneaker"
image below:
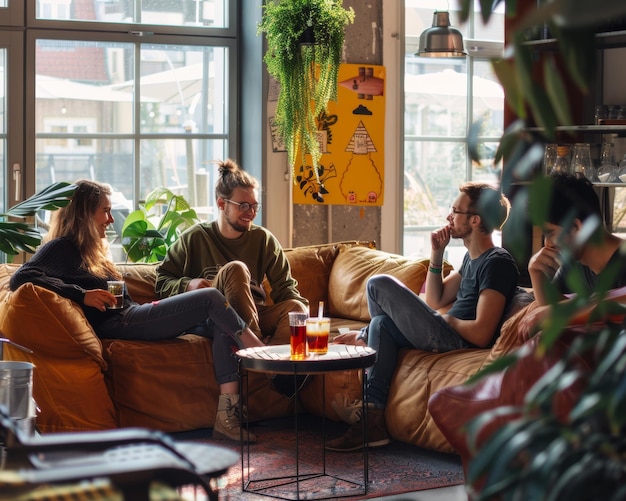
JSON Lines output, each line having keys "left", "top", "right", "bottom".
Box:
{"left": 271, "top": 374, "right": 311, "bottom": 399}
{"left": 213, "top": 393, "right": 257, "bottom": 443}
{"left": 331, "top": 397, "right": 364, "bottom": 424}
{"left": 325, "top": 407, "right": 390, "bottom": 452}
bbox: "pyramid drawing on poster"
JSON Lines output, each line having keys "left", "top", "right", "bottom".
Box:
{"left": 340, "top": 121, "right": 382, "bottom": 204}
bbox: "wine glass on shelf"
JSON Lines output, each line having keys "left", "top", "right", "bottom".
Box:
{"left": 542, "top": 144, "right": 558, "bottom": 174}
{"left": 597, "top": 142, "right": 618, "bottom": 183}
{"left": 571, "top": 143, "right": 595, "bottom": 181}
{"left": 550, "top": 145, "right": 571, "bottom": 174}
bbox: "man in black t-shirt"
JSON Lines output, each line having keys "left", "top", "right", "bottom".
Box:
{"left": 328, "top": 182, "right": 520, "bottom": 452}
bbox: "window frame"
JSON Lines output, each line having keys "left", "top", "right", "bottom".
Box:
{"left": 22, "top": 4, "right": 238, "bottom": 211}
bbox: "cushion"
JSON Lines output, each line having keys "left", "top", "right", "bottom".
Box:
{"left": 0, "top": 283, "right": 116, "bottom": 432}
{"left": 0, "top": 263, "right": 20, "bottom": 303}
{"left": 282, "top": 243, "right": 341, "bottom": 308}
{"left": 102, "top": 334, "right": 294, "bottom": 431}
{"left": 387, "top": 347, "right": 487, "bottom": 453}
{"left": 117, "top": 263, "right": 159, "bottom": 305}
{"left": 103, "top": 335, "right": 218, "bottom": 431}
{"left": 327, "top": 246, "right": 430, "bottom": 321}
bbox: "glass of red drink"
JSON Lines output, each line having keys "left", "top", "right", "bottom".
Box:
{"left": 306, "top": 317, "right": 330, "bottom": 354}
{"left": 288, "top": 311, "right": 309, "bottom": 360}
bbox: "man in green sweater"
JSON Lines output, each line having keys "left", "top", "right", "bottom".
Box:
{"left": 156, "top": 159, "right": 309, "bottom": 348}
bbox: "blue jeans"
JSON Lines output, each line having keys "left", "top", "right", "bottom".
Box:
{"left": 365, "top": 274, "right": 474, "bottom": 407}
{"left": 97, "top": 288, "right": 247, "bottom": 385}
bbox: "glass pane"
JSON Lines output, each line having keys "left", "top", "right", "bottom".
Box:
{"left": 472, "top": 60, "right": 504, "bottom": 137}
{"left": 0, "top": 48, "right": 5, "bottom": 215}
{"left": 140, "top": 137, "right": 226, "bottom": 217}
{"left": 472, "top": 0, "right": 505, "bottom": 41}
{"left": 36, "top": 0, "right": 229, "bottom": 28}
{"left": 36, "top": 40, "right": 134, "bottom": 134}
{"left": 137, "top": 45, "right": 227, "bottom": 134}
{"left": 405, "top": 0, "right": 467, "bottom": 39}
{"left": 36, "top": 138, "right": 134, "bottom": 196}
{"left": 405, "top": 59, "right": 468, "bottom": 138}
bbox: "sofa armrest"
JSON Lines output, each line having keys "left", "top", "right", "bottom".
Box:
{"left": 0, "top": 283, "right": 116, "bottom": 432}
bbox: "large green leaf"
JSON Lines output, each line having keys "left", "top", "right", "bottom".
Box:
{"left": 121, "top": 187, "right": 199, "bottom": 263}
{"left": 0, "top": 181, "right": 76, "bottom": 258}
{"left": 4, "top": 182, "right": 76, "bottom": 217}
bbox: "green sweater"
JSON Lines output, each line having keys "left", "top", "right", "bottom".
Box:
{"left": 155, "top": 221, "right": 307, "bottom": 305}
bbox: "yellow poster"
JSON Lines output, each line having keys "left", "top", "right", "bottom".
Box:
{"left": 287, "top": 63, "right": 386, "bottom": 206}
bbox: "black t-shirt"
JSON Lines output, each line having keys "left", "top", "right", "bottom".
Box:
{"left": 553, "top": 247, "right": 626, "bottom": 292}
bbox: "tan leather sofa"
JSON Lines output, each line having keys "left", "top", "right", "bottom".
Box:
{"left": 0, "top": 239, "right": 530, "bottom": 454}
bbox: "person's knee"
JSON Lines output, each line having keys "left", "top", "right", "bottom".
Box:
{"left": 219, "top": 260, "right": 250, "bottom": 280}
{"left": 367, "top": 274, "right": 400, "bottom": 297}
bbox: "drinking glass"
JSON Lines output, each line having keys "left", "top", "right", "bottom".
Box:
{"left": 542, "top": 144, "right": 558, "bottom": 174}
{"left": 305, "top": 317, "right": 330, "bottom": 355}
{"left": 289, "top": 311, "right": 309, "bottom": 360}
{"left": 571, "top": 143, "right": 594, "bottom": 180}
{"left": 597, "top": 142, "right": 618, "bottom": 183}
{"left": 551, "top": 145, "right": 571, "bottom": 174}
{"left": 106, "top": 281, "right": 125, "bottom": 309}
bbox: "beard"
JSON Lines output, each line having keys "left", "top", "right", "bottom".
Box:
{"left": 450, "top": 224, "right": 471, "bottom": 240}
{"left": 226, "top": 214, "right": 251, "bottom": 233}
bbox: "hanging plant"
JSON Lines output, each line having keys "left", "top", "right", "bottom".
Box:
{"left": 258, "top": 0, "right": 355, "bottom": 184}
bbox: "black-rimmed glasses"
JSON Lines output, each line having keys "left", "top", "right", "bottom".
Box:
{"left": 224, "top": 199, "right": 261, "bottom": 213}
{"left": 449, "top": 206, "right": 478, "bottom": 216}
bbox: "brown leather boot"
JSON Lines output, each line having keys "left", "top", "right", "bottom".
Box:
{"left": 213, "top": 393, "right": 257, "bottom": 443}
{"left": 325, "top": 406, "right": 390, "bottom": 452}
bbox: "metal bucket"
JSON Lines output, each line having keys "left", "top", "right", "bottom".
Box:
{"left": 0, "top": 361, "right": 35, "bottom": 420}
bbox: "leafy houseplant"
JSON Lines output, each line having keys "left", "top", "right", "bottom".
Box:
{"left": 121, "top": 187, "right": 199, "bottom": 263}
{"left": 258, "top": 0, "right": 354, "bottom": 183}
{"left": 456, "top": 0, "right": 626, "bottom": 498}
{"left": 0, "top": 182, "right": 76, "bottom": 260}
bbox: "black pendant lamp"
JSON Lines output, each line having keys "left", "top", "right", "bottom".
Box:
{"left": 417, "top": 11, "right": 467, "bottom": 58}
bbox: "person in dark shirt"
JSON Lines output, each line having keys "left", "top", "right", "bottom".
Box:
{"left": 328, "top": 182, "right": 520, "bottom": 452}
{"left": 10, "top": 179, "right": 263, "bottom": 442}
{"left": 519, "top": 172, "right": 626, "bottom": 341}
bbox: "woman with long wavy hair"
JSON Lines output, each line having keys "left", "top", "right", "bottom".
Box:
{"left": 10, "top": 179, "right": 262, "bottom": 442}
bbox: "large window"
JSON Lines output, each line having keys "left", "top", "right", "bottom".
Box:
{"left": 0, "top": 1, "right": 237, "bottom": 262}
{"left": 403, "top": 0, "right": 505, "bottom": 268}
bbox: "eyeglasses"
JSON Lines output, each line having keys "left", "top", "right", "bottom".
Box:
{"left": 224, "top": 199, "right": 261, "bottom": 213}
{"left": 449, "top": 206, "right": 478, "bottom": 216}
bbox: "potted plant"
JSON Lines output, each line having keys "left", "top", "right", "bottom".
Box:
{"left": 121, "top": 187, "right": 199, "bottom": 263}
{"left": 0, "top": 182, "right": 76, "bottom": 260}
{"left": 456, "top": 0, "right": 626, "bottom": 498}
{"left": 257, "top": 0, "right": 355, "bottom": 183}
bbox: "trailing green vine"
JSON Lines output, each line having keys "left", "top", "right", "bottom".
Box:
{"left": 258, "top": 0, "right": 354, "bottom": 184}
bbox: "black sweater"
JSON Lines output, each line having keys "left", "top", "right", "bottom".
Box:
{"left": 10, "top": 237, "right": 132, "bottom": 328}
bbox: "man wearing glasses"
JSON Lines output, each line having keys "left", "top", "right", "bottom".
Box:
{"left": 156, "top": 158, "right": 308, "bottom": 346}
{"left": 328, "top": 181, "right": 520, "bottom": 452}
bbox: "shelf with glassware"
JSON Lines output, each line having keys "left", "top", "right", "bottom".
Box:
{"left": 522, "top": 29, "right": 626, "bottom": 51}
{"left": 525, "top": 125, "right": 626, "bottom": 136}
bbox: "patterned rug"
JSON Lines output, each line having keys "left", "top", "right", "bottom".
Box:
{"left": 176, "top": 414, "right": 464, "bottom": 500}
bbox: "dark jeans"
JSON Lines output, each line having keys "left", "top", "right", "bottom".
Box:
{"left": 97, "top": 288, "right": 247, "bottom": 385}
{"left": 365, "top": 274, "right": 473, "bottom": 407}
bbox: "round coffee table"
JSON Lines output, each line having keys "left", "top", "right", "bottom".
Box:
{"left": 237, "top": 344, "right": 376, "bottom": 500}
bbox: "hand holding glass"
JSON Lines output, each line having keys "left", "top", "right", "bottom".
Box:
{"left": 106, "top": 281, "right": 125, "bottom": 309}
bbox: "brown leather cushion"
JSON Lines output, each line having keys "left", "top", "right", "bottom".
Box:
{"left": 0, "top": 283, "right": 116, "bottom": 432}
{"left": 328, "top": 246, "right": 430, "bottom": 321}
{"left": 117, "top": 263, "right": 159, "bottom": 305}
{"left": 387, "top": 347, "right": 488, "bottom": 453}
{"left": 103, "top": 335, "right": 219, "bottom": 431}
{"left": 428, "top": 326, "right": 591, "bottom": 468}
{"left": 282, "top": 243, "right": 342, "bottom": 308}
{"left": 102, "top": 334, "right": 295, "bottom": 431}
{"left": 0, "top": 263, "right": 20, "bottom": 303}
